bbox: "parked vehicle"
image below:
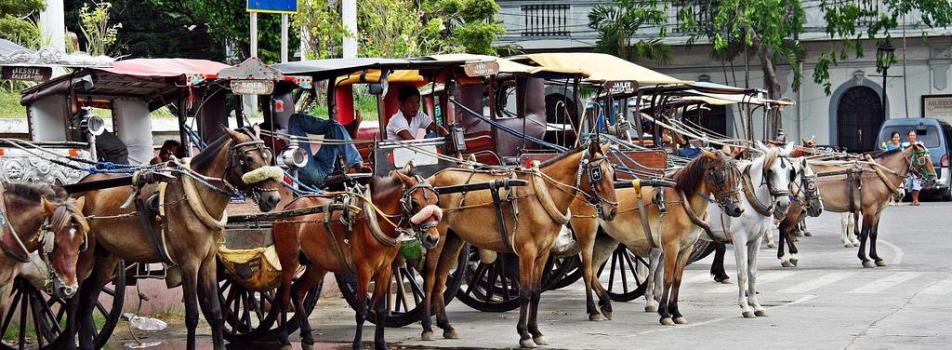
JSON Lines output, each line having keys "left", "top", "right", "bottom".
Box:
{"left": 876, "top": 117, "right": 952, "bottom": 201}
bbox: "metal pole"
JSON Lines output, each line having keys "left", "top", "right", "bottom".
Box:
{"left": 342, "top": 0, "right": 357, "bottom": 58}
{"left": 247, "top": 12, "right": 259, "bottom": 117}
{"left": 882, "top": 67, "right": 888, "bottom": 122}
{"left": 281, "top": 14, "right": 289, "bottom": 63}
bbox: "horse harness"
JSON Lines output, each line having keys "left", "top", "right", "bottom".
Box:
{"left": 740, "top": 154, "right": 792, "bottom": 218}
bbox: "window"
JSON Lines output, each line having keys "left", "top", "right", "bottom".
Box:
{"left": 521, "top": 4, "right": 570, "bottom": 37}
{"left": 673, "top": 1, "right": 715, "bottom": 33}
{"left": 837, "top": 0, "right": 880, "bottom": 27}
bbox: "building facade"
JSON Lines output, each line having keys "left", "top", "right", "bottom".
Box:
{"left": 495, "top": 0, "right": 952, "bottom": 151}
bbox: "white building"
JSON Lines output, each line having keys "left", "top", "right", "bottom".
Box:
{"left": 495, "top": 0, "right": 952, "bottom": 151}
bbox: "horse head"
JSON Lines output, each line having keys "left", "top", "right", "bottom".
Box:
{"left": 392, "top": 171, "right": 442, "bottom": 249}
{"left": 699, "top": 149, "right": 744, "bottom": 217}
{"left": 908, "top": 143, "right": 937, "bottom": 188}
{"left": 224, "top": 126, "right": 283, "bottom": 212}
{"left": 579, "top": 141, "right": 618, "bottom": 221}
{"left": 41, "top": 195, "right": 89, "bottom": 299}
{"left": 794, "top": 158, "right": 823, "bottom": 217}
{"left": 756, "top": 141, "right": 794, "bottom": 220}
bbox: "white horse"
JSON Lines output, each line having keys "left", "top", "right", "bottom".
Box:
{"left": 704, "top": 142, "right": 795, "bottom": 318}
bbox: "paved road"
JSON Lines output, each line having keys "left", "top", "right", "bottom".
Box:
{"left": 107, "top": 202, "right": 952, "bottom": 349}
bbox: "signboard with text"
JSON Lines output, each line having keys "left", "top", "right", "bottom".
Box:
{"left": 247, "top": 0, "right": 297, "bottom": 13}
{"left": 1, "top": 66, "right": 52, "bottom": 82}
{"left": 922, "top": 94, "right": 952, "bottom": 124}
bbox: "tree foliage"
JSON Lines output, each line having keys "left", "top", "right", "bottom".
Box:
{"left": 78, "top": 2, "right": 120, "bottom": 56}
{"left": 0, "top": 0, "right": 45, "bottom": 47}
{"left": 588, "top": 0, "right": 670, "bottom": 64}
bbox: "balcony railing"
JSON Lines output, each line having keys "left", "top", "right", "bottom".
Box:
{"left": 521, "top": 4, "right": 570, "bottom": 37}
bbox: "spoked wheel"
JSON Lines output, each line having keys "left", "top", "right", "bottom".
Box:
{"left": 542, "top": 254, "right": 583, "bottom": 291}
{"left": 454, "top": 247, "right": 521, "bottom": 312}
{"left": 688, "top": 240, "right": 716, "bottom": 264}
{"left": 336, "top": 245, "right": 468, "bottom": 327}
{"left": 0, "top": 260, "right": 126, "bottom": 350}
{"left": 218, "top": 270, "right": 322, "bottom": 343}
{"left": 598, "top": 244, "right": 650, "bottom": 302}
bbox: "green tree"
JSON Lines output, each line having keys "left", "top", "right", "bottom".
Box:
{"left": 588, "top": 0, "right": 670, "bottom": 63}
{"left": 0, "top": 0, "right": 45, "bottom": 47}
{"left": 419, "top": 0, "right": 505, "bottom": 55}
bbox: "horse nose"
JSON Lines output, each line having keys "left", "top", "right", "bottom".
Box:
{"left": 732, "top": 205, "right": 744, "bottom": 216}
{"left": 59, "top": 285, "right": 77, "bottom": 299}
{"left": 423, "top": 234, "right": 440, "bottom": 249}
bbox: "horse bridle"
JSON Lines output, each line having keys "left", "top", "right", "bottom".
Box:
{"left": 397, "top": 175, "right": 441, "bottom": 242}
{"left": 907, "top": 147, "right": 936, "bottom": 180}
{"left": 226, "top": 128, "right": 280, "bottom": 197}
{"left": 704, "top": 158, "right": 743, "bottom": 210}
{"left": 792, "top": 161, "right": 821, "bottom": 209}
{"left": 575, "top": 150, "right": 618, "bottom": 217}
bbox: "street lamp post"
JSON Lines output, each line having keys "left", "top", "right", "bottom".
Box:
{"left": 877, "top": 42, "right": 895, "bottom": 121}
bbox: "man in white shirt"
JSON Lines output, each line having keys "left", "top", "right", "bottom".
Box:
{"left": 386, "top": 86, "right": 448, "bottom": 140}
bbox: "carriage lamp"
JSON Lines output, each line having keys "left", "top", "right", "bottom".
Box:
{"left": 85, "top": 115, "right": 106, "bottom": 136}
{"left": 877, "top": 42, "right": 895, "bottom": 120}
{"left": 278, "top": 144, "right": 308, "bottom": 169}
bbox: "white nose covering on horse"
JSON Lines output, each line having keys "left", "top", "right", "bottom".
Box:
{"left": 410, "top": 205, "right": 443, "bottom": 226}
{"left": 240, "top": 166, "right": 284, "bottom": 184}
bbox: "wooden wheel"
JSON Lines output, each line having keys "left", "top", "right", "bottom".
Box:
{"left": 0, "top": 261, "right": 125, "bottom": 350}
{"left": 336, "top": 244, "right": 468, "bottom": 327}
{"left": 688, "top": 240, "right": 716, "bottom": 264}
{"left": 454, "top": 247, "right": 521, "bottom": 312}
{"left": 599, "top": 244, "right": 650, "bottom": 302}
{"left": 542, "top": 254, "right": 583, "bottom": 291}
{"left": 218, "top": 271, "right": 321, "bottom": 342}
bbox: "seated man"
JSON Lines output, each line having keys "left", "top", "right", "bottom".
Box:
{"left": 386, "top": 86, "right": 447, "bottom": 140}
{"left": 287, "top": 113, "right": 365, "bottom": 186}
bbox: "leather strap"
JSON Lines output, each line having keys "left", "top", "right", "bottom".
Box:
{"left": 679, "top": 190, "right": 729, "bottom": 244}
{"left": 863, "top": 154, "right": 902, "bottom": 196}
{"left": 325, "top": 202, "right": 357, "bottom": 273}
{"left": 530, "top": 172, "right": 570, "bottom": 225}
{"left": 134, "top": 183, "right": 175, "bottom": 265}
{"left": 633, "top": 180, "right": 659, "bottom": 249}
{"left": 0, "top": 182, "right": 31, "bottom": 263}
{"left": 489, "top": 180, "right": 515, "bottom": 253}
{"left": 741, "top": 168, "right": 775, "bottom": 217}
{"left": 362, "top": 189, "right": 400, "bottom": 248}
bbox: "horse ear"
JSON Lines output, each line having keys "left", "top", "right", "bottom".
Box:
{"left": 223, "top": 128, "right": 243, "bottom": 141}
{"left": 755, "top": 140, "right": 767, "bottom": 151}
{"left": 41, "top": 197, "right": 57, "bottom": 216}
{"left": 73, "top": 196, "right": 86, "bottom": 212}
{"left": 700, "top": 149, "right": 717, "bottom": 160}
{"left": 252, "top": 124, "right": 262, "bottom": 138}
{"left": 783, "top": 142, "right": 795, "bottom": 155}
{"left": 393, "top": 170, "right": 414, "bottom": 185}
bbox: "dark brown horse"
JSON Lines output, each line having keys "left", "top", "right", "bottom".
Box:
{"left": 775, "top": 155, "right": 824, "bottom": 267}
{"left": 1, "top": 182, "right": 89, "bottom": 307}
{"left": 423, "top": 141, "right": 618, "bottom": 348}
{"left": 68, "top": 127, "right": 282, "bottom": 350}
{"left": 272, "top": 170, "right": 442, "bottom": 350}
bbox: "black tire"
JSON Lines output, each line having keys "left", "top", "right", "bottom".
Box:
{"left": 218, "top": 269, "right": 322, "bottom": 343}
{"left": 336, "top": 244, "right": 468, "bottom": 328}
{"left": 598, "top": 245, "right": 650, "bottom": 302}
{"left": 454, "top": 247, "right": 522, "bottom": 312}
{"left": 0, "top": 260, "right": 125, "bottom": 350}
{"left": 542, "top": 255, "right": 583, "bottom": 291}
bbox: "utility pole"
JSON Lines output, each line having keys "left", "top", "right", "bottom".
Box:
{"left": 39, "top": 0, "right": 66, "bottom": 52}
{"left": 342, "top": 0, "right": 357, "bottom": 58}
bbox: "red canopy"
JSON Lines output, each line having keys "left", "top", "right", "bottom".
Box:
{"left": 102, "top": 58, "right": 229, "bottom": 78}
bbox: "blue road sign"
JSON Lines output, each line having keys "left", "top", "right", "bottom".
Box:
{"left": 247, "top": 0, "right": 297, "bottom": 14}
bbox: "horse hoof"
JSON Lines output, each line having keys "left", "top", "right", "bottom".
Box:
{"left": 421, "top": 331, "right": 434, "bottom": 341}
{"left": 790, "top": 258, "right": 799, "bottom": 266}
{"left": 781, "top": 260, "right": 794, "bottom": 268}
{"left": 862, "top": 261, "right": 875, "bottom": 268}
{"left": 533, "top": 336, "right": 548, "bottom": 346}
{"left": 660, "top": 317, "right": 675, "bottom": 326}
{"left": 280, "top": 344, "right": 293, "bottom": 350}
{"left": 767, "top": 242, "right": 776, "bottom": 249}
{"left": 589, "top": 313, "right": 602, "bottom": 321}
{"left": 717, "top": 278, "right": 732, "bottom": 284}
{"left": 673, "top": 317, "right": 688, "bottom": 324}
{"left": 793, "top": 237, "right": 800, "bottom": 242}
{"left": 600, "top": 309, "right": 613, "bottom": 321}
{"left": 644, "top": 305, "right": 658, "bottom": 313}
{"left": 742, "top": 311, "right": 755, "bottom": 318}
{"left": 755, "top": 309, "right": 768, "bottom": 317}
{"left": 444, "top": 329, "right": 460, "bottom": 339}
{"left": 301, "top": 344, "right": 314, "bottom": 350}
{"left": 803, "top": 231, "right": 812, "bottom": 237}
{"left": 875, "top": 260, "right": 887, "bottom": 267}
{"left": 520, "top": 338, "right": 537, "bottom": 348}
{"left": 844, "top": 243, "right": 852, "bottom": 248}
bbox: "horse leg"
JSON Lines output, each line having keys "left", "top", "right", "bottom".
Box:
{"left": 787, "top": 222, "right": 801, "bottom": 267}
{"left": 857, "top": 213, "right": 874, "bottom": 268}
{"left": 419, "top": 232, "right": 444, "bottom": 341}
{"left": 778, "top": 218, "right": 791, "bottom": 267}
{"left": 352, "top": 269, "right": 372, "bottom": 350}
{"left": 851, "top": 211, "right": 862, "bottom": 247}
{"left": 433, "top": 235, "right": 464, "bottom": 339}
{"left": 840, "top": 213, "right": 850, "bottom": 247}
{"left": 644, "top": 248, "right": 662, "bottom": 312}
{"left": 372, "top": 264, "right": 393, "bottom": 350}
{"left": 515, "top": 252, "right": 536, "bottom": 348}
{"left": 670, "top": 243, "right": 694, "bottom": 324}
{"left": 658, "top": 242, "right": 677, "bottom": 325}
{"left": 732, "top": 236, "right": 754, "bottom": 318}
{"left": 196, "top": 254, "right": 225, "bottom": 350}
{"left": 577, "top": 222, "right": 600, "bottom": 321}
{"left": 710, "top": 243, "right": 730, "bottom": 283}
{"left": 763, "top": 226, "right": 776, "bottom": 248}
{"left": 274, "top": 229, "right": 302, "bottom": 348}
{"left": 294, "top": 267, "right": 326, "bottom": 349}
{"left": 748, "top": 234, "right": 767, "bottom": 316}
{"left": 590, "top": 234, "right": 616, "bottom": 320}
{"left": 527, "top": 250, "right": 550, "bottom": 345}
{"left": 178, "top": 261, "right": 202, "bottom": 350}
{"left": 77, "top": 256, "right": 118, "bottom": 350}
{"left": 869, "top": 214, "right": 887, "bottom": 266}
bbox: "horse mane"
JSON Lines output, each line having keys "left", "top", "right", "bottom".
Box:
{"left": 670, "top": 155, "right": 710, "bottom": 197}
{"left": 866, "top": 148, "right": 901, "bottom": 159}
{"left": 2, "top": 182, "right": 58, "bottom": 202}
{"left": 190, "top": 133, "right": 232, "bottom": 166}
{"left": 371, "top": 169, "right": 416, "bottom": 198}
{"left": 539, "top": 144, "right": 588, "bottom": 167}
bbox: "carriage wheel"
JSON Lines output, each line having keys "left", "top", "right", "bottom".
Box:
{"left": 336, "top": 243, "right": 468, "bottom": 327}
{"left": 218, "top": 271, "right": 322, "bottom": 342}
{"left": 454, "top": 247, "right": 522, "bottom": 312}
{"left": 542, "top": 254, "right": 583, "bottom": 291}
{"left": 0, "top": 261, "right": 126, "bottom": 350}
{"left": 598, "top": 244, "right": 650, "bottom": 302}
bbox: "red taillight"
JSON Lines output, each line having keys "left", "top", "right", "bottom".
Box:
{"left": 942, "top": 154, "right": 949, "bottom": 167}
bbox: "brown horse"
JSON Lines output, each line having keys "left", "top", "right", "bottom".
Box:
{"left": 812, "top": 144, "right": 935, "bottom": 267}
{"left": 272, "top": 170, "right": 443, "bottom": 350}
{"left": 570, "top": 150, "right": 744, "bottom": 324}
{"left": 1, "top": 182, "right": 89, "bottom": 306}
{"left": 68, "top": 127, "right": 282, "bottom": 350}
{"left": 422, "top": 141, "right": 618, "bottom": 348}
{"left": 775, "top": 156, "right": 824, "bottom": 267}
